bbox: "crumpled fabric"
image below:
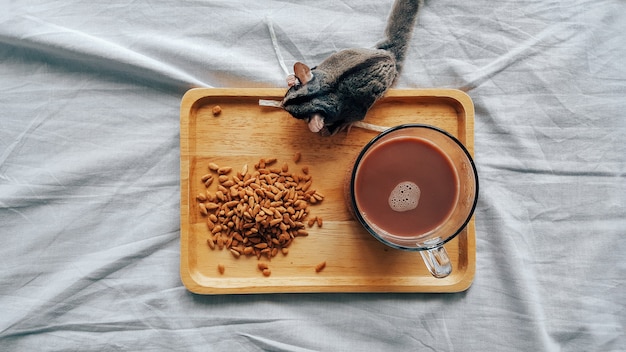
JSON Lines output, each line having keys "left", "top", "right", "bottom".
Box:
{"left": 1, "top": 0, "right": 624, "bottom": 351}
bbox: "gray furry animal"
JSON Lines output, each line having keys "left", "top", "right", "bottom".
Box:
{"left": 281, "top": 0, "right": 421, "bottom": 136}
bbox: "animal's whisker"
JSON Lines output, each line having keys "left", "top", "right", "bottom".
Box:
{"left": 351, "top": 121, "right": 390, "bottom": 133}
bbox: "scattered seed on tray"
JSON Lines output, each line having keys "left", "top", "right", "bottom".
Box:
{"left": 315, "top": 261, "right": 327, "bottom": 273}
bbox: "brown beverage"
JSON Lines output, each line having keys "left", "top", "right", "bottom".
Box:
{"left": 354, "top": 136, "right": 460, "bottom": 237}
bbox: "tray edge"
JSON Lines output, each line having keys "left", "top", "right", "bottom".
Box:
{"left": 179, "top": 88, "right": 476, "bottom": 294}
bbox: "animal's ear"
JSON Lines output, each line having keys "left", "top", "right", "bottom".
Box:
{"left": 294, "top": 62, "right": 313, "bottom": 85}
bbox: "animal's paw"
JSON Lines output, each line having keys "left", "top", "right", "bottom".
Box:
{"left": 308, "top": 114, "right": 325, "bottom": 133}
{"left": 286, "top": 75, "right": 300, "bottom": 87}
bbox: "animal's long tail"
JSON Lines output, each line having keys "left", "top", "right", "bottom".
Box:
{"left": 376, "top": 0, "right": 421, "bottom": 75}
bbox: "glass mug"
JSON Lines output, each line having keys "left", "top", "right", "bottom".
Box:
{"left": 347, "top": 124, "right": 478, "bottom": 278}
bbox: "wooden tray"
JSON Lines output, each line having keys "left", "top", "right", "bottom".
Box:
{"left": 180, "top": 88, "right": 476, "bottom": 294}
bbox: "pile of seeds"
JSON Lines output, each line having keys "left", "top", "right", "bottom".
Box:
{"left": 196, "top": 156, "right": 324, "bottom": 260}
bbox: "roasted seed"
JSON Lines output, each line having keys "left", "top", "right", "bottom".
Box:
{"left": 217, "top": 263, "right": 225, "bottom": 274}
{"left": 244, "top": 177, "right": 256, "bottom": 187}
{"left": 208, "top": 162, "right": 220, "bottom": 171}
{"left": 198, "top": 203, "right": 208, "bottom": 215}
{"left": 262, "top": 268, "right": 271, "bottom": 277}
{"left": 206, "top": 237, "right": 215, "bottom": 249}
{"left": 230, "top": 248, "right": 241, "bottom": 258}
{"left": 317, "top": 216, "right": 323, "bottom": 227}
{"left": 293, "top": 152, "right": 301, "bottom": 163}
{"left": 212, "top": 105, "right": 222, "bottom": 116}
{"left": 218, "top": 167, "right": 232, "bottom": 175}
{"left": 218, "top": 185, "right": 229, "bottom": 194}
{"left": 224, "top": 200, "right": 239, "bottom": 208}
{"left": 225, "top": 235, "right": 234, "bottom": 248}
{"left": 269, "top": 218, "right": 283, "bottom": 226}
{"left": 315, "top": 261, "right": 326, "bottom": 273}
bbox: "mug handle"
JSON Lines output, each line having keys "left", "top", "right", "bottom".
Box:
{"left": 419, "top": 239, "right": 452, "bottom": 278}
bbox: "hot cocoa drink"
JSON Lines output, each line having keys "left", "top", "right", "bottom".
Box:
{"left": 349, "top": 124, "right": 478, "bottom": 278}
{"left": 353, "top": 136, "right": 459, "bottom": 237}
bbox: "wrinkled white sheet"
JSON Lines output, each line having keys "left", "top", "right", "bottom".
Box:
{"left": 1, "top": 0, "right": 624, "bottom": 351}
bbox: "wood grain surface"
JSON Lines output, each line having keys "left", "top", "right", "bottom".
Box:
{"left": 180, "top": 88, "right": 476, "bottom": 294}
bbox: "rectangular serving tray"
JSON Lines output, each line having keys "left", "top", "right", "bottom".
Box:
{"left": 180, "top": 88, "right": 476, "bottom": 294}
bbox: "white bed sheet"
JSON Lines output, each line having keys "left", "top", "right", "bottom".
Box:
{"left": 1, "top": 0, "right": 624, "bottom": 351}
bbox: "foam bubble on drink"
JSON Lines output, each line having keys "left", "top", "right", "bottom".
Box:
{"left": 388, "top": 181, "right": 420, "bottom": 212}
